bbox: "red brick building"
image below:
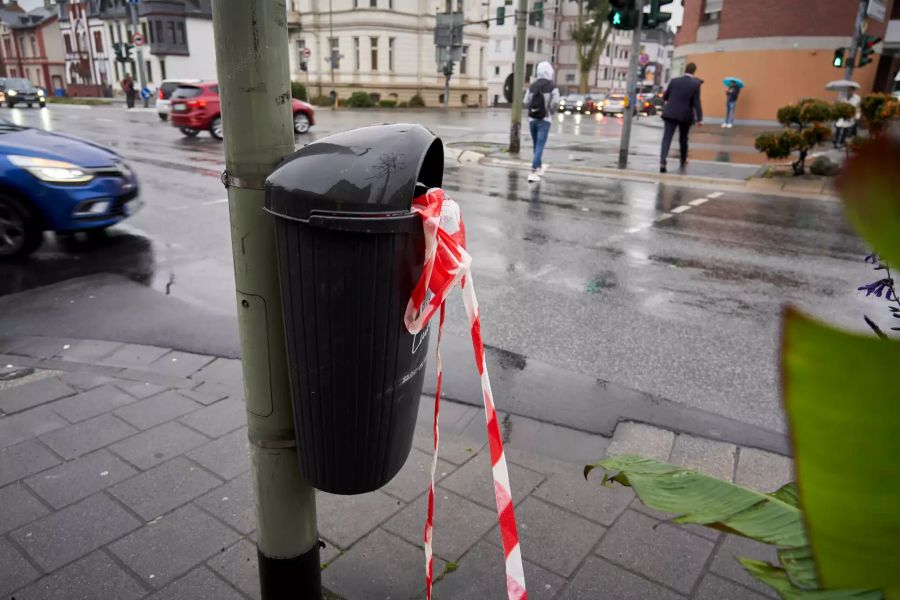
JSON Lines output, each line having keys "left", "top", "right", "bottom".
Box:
{"left": 0, "top": 2, "right": 66, "bottom": 93}
{"left": 674, "top": 0, "right": 900, "bottom": 122}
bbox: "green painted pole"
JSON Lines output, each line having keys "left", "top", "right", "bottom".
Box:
{"left": 210, "top": 1, "right": 321, "bottom": 598}
{"left": 509, "top": 0, "right": 528, "bottom": 154}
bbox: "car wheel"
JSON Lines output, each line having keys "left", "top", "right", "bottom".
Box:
{"left": 6, "top": 101, "right": 13, "bottom": 108}
{"left": 27, "top": 103, "right": 33, "bottom": 108}
{"left": 179, "top": 127, "right": 200, "bottom": 138}
{"left": 0, "top": 194, "right": 43, "bottom": 259}
{"left": 210, "top": 117, "right": 223, "bottom": 140}
{"left": 39, "top": 102, "right": 46, "bottom": 108}
{"left": 293, "top": 112, "right": 310, "bottom": 134}
{"left": 158, "top": 113, "right": 168, "bottom": 121}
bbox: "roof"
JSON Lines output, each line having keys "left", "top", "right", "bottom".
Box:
{"left": 0, "top": 5, "right": 57, "bottom": 29}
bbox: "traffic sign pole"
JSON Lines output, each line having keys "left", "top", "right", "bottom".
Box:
{"left": 617, "top": 0, "right": 644, "bottom": 169}
{"left": 128, "top": 0, "right": 148, "bottom": 107}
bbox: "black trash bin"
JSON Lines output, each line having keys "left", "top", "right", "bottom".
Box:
{"left": 265, "top": 123, "right": 443, "bottom": 495}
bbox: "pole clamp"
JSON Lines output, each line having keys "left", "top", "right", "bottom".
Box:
{"left": 221, "top": 170, "right": 267, "bottom": 191}
{"left": 254, "top": 438, "right": 297, "bottom": 449}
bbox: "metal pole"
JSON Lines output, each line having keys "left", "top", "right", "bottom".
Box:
{"left": 617, "top": 0, "right": 644, "bottom": 170}
{"left": 444, "top": 62, "right": 450, "bottom": 108}
{"left": 210, "top": 1, "right": 321, "bottom": 598}
{"left": 844, "top": 0, "right": 867, "bottom": 82}
{"left": 129, "top": 2, "right": 148, "bottom": 107}
{"left": 329, "top": 0, "right": 337, "bottom": 110}
{"left": 509, "top": 0, "right": 528, "bottom": 153}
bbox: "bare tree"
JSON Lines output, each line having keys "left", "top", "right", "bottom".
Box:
{"left": 570, "top": 0, "right": 613, "bottom": 93}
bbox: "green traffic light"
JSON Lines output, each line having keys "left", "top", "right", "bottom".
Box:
{"left": 613, "top": 11, "right": 622, "bottom": 25}
{"left": 833, "top": 56, "right": 842, "bottom": 67}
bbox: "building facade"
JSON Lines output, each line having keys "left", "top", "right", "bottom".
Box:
{"left": 293, "top": 0, "right": 489, "bottom": 107}
{"left": 675, "top": 0, "right": 900, "bottom": 122}
{"left": 0, "top": 2, "right": 66, "bottom": 93}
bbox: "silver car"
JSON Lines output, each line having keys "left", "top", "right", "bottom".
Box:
{"left": 601, "top": 93, "right": 630, "bottom": 116}
{"left": 157, "top": 79, "right": 200, "bottom": 121}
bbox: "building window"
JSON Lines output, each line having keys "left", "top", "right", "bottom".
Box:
{"left": 177, "top": 22, "right": 186, "bottom": 45}
{"left": 460, "top": 45, "right": 468, "bottom": 74}
{"left": 370, "top": 37, "right": 378, "bottom": 71}
{"left": 62, "top": 34, "right": 72, "bottom": 53}
{"left": 388, "top": 37, "right": 395, "bottom": 71}
{"left": 155, "top": 21, "right": 164, "bottom": 44}
{"left": 160, "top": 58, "right": 167, "bottom": 79}
{"left": 353, "top": 0, "right": 358, "bottom": 6}
{"left": 494, "top": 39, "right": 501, "bottom": 52}
{"left": 456, "top": 0, "right": 463, "bottom": 12}
{"left": 30, "top": 34, "right": 37, "bottom": 56}
{"left": 565, "top": 73, "right": 575, "bottom": 82}
{"left": 167, "top": 21, "right": 176, "bottom": 44}
{"left": 329, "top": 37, "right": 339, "bottom": 69}
{"left": 526, "top": 37, "right": 534, "bottom": 52}
{"left": 388, "top": 0, "right": 393, "bottom": 8}
{"left": 701, "top": 0, "right": 723, "bottom": 22}
{"left": 141, "top": 22, "right": 148, "bottom": 43}
{"left": 93, "top": 31, "right": 103, "bottom": 53}
{"left": 145, "top": 59, "right": 153, "bottom": 82}
{"left": 370, "top": 0, "right": 376, "bottom": 7}
{"left": 353, "top": 37, "right": 360, "bottom": 70}
{"left": 536, "top": 39, "right": 542, "bottom": 53}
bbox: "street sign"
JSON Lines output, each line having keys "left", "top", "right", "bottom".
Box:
{"left": 639, "top": 53, "right": 649, "bottom": 65}
{"left": 867, "top": 0, "right": 886, "bottom": 22}
{"left": 302, "top": 47, "right": 311, "bottom": 59}
{"left": 131, "top": 32, "right": 144, "bottom": 46}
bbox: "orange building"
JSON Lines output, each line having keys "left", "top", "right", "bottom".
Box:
{"left": 674, "top": 0, "right": 900, "bottom": 123}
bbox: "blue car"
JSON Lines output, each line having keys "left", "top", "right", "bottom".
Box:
{"left": 0, "top": 120, "right": 139, "bottom": 258}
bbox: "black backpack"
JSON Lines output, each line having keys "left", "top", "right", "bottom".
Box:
{"left": 528, "top": 80, "right": 553, "bottom": 119}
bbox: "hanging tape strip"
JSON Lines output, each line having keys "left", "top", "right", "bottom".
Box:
{"left": 405, "top": 188, "right": 528, "bottom": 600}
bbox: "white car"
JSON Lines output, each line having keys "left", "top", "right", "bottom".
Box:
{"left": 157, "top": 79, "right": 200, "bottom": 121}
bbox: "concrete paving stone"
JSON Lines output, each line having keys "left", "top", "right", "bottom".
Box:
{"left": 503, "top": 415, "right": 611, "bottom": 466}
{"left": 533, "top": 470, "right": 634, "bottom": 526}
{"left": 669, "top": 434, "right": 737, "bottom": 481}
{"left": 316, "top": 489, "right": 404, "bottom": 548}
{"left": 695, "top": 573, "right": 772, "bottom": 600}
{"left": 117, "top": 368, "right": 195, "bottom": 389}
{"left": 323, "top": 528, "right": 444, "bottom": 600}
{"left": 40, "top": 413, "right": 138, "bottom": 460}
{"left": 0, "top": 439, "right": 60, "bottom": 487}
{"left": 97, "top": 343, "right": 171, "bottom": 368}
{"left": 416, "top": 396, "right": 482, "bottom": 435}
{"left": 504, "top": 446, "right": 586, "bottom": 475}
{"left": 0, "top": 406, "right": 69, "bottom": 450}
{"left": 710, "top": 535, "right": 780, "bottom": 598}
{"left": 58, "top": 370, "right": 115, "bottom": 391}
{"left": 187, "top": 428, "right": 251, "bottom": 480}
{"left": 190, "top": 357, "right": 244, "bottom": 386}
{"left": 0, "top": 365, "right": 48, "bottom": 394}
{"left": 0, "top": 483, "right": 49, "bottom": 534}
{"left": 7, "top": 336, "right": 79, "bottom": 359}
{"left": 486, "top": 496, "right": 606, "bottom": 577}
{"left": 441, "top": 453, "right": 545, "bottom": 509}
{"left": 0, "top": 376, "right": 75, "bottom": 414}
{"left": 114, "top": 390, "right": 202, "bottom": 430}
{"left": 11, "top": 550, "right": 146, "bottom": 600}
{"left": 109, "top": 504, "right": 240, "bottom": 589}
{"left": 11, "top": 492, "right": 141, "bottom": 572}
{"left": 179, "top": 396, "right": 247, "bottom": 438}
{"left": 320, "top": 539, "right": 342, "bottom": 567}
{"left": 207, "top": 539, "right": 260, "bottom": 600}
{"left": 629, "top": 498, "right": 722, "bottom": 542}
{"left": 0, "top": 537, "right": 40, "bottom": 596}
{"left": 179, "top": 384, "right": 232, "bottom": 405}
{"left": 412, "top": 423, "right": 485, "bottom": 466}
{"left": 115, "top": 379, "right": 168, "bottom": 399}
{"left": 109, "top": 457, "right": 222, "bottom": 521}
{"left": 381, "top": 446, "right": 454, "bottom": 502}
{"left": 596, "top": 509, "right": 715, "bottom": 594}
{"left": 195, "top": 471, "right": 255, "bottom": 534}
{"left": 606, "top": 422, "right": 676, "bottom": 461}
{"left": 559, "top": 556, "right": 683, "bottom": 600}
{"left": 52, "top": 339, "right": 123, "bottom": 363}
{"left": 383, "top": 486, "right": 496, "bottom": 561}
{"left": 50, "top": 383, "right": 138, "bottom": 423}
{"left": 148, "top": 566, "right": 246, "bottom": 600}
{"left": 433, "top": 538, "right": 564, "bottom": 600}
{"left": 24, "top": 449, "right": 137, "bottom": 509}
{"left": 0, "top": 335, "right": 25, "bottom": 353}
{"left": 149, "top": 351, "right": 216, "bottom": 378}
{"left": 110, "top": 421, "right": 209, "bottom": 470}
{"left": 735, "top": 448, "right": 794, "bottom": 494}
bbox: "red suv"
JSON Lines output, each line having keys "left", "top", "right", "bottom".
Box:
{"left": 170, "top": 81, "right": 315, "bottom": 140}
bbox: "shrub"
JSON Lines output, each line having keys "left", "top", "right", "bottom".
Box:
{"left": 809, "top": 155, "right": 839, "bottom": 176}
{"left": 378, "top": 100, "right": 397, "bottom": 108}
{"left": 860, "top": 93, "right": 891, "bottom": 132}
{"left": 398, "top": 101, "right": 409, "bottom": 108}
{"left": 408, "top": 94, "right": 425, "bottom": 108}
{"left": 833, "top": 102, "right": 856, "bottom": 121}
{"left": 347, "top": 91, "right": 375, "bottom": 108}
{"left": 290, "top": 81, "right": 308, "bottom": 101}
{"left": 756, "top": 99, "right": 837, "bottom": 175}
{"left": 310, "top": 95, "right": 332, "bottom": 107}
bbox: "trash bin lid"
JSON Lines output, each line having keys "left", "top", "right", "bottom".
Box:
{"left": 265, "top": 123, "right": 443, "bottom": 222}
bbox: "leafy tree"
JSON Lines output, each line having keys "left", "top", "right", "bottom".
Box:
{"left": 346, "top": 91, "right": 376, "bottom": 108}
{"left": 290, "top": 81, "right": 308, "bottom": 101}
{"left": 754, "top": 99, "right": 835, "bottom": 175}
{"left": 570, "top": 0, "right": 613, "bottom": 94}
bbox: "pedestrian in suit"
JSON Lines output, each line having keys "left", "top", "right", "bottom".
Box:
{"left": 659, "top": 62, "right": 703, "bottom": 173}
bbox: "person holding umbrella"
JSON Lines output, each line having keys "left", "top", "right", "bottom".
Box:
{"left": 722, "top": 77, "right": 743, "bottom": 128}
{"left": 826, "top": 80, "right": 861, "bottom": 147}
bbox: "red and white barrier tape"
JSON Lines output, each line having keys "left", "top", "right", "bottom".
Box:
{"left": 405, "top": 188, "right": 527, "bottom": 600}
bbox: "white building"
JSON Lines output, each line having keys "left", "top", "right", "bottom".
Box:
{"left": 291, "top": 0, "right": 489, "bottom": 107}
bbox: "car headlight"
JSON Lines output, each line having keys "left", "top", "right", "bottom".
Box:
{"left": 37, "top": 89, "right": 45, "bottom": 97}
{"left": 576, "top": 101, "right": 583, "bottom": 106}
{"left": 7, "top": 90, "right": 16, "bottom": 96}
{"left": 8, "top": 155, "right": 94, "bottom": 183}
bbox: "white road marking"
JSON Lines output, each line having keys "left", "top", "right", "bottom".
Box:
{"left": 625, "top": 225, "right": 650, "bottom": 234}
{"left": 708, "top": 192, "right": 723, "bottom": 198}
{"left": 689, "top": 198, "right": 709, "bottom": 207}
{"left": 671, "top": 205, "right": 692, "bottom": 214}
{"left": 96, "top": 118, "right": 113, "bottom": 122}
{"left": 201, "top": 198, "right": 228, "bottom": 206}
{"left": 656, "top": 214, "right": 674, "bottom": 221}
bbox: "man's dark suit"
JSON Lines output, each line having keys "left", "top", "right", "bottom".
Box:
{"left": 660, "top": 74, "right": 703, "bottom": 168}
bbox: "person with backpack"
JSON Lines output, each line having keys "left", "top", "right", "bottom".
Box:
{"left": 523, "top": 61, "right": 560, "bottom": 183}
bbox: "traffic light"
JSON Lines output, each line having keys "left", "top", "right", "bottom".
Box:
{"left": 496, "top": 6, "right": 505, "bottom": 25}
{"left": 529, "top": 1, "right": 543, "bottom": 25}
{"left": 645, "top": 0, "right": 673, "bottom": 28}
{"left": 442, "top": 61, "right": 454, "bottom": 77}
{"left": 832, "top": 47, "right": 846, "bottom": 68}
{"left": 112, "top": 42, "right": 134, "bottom": 63}
{"left": 608, "top": 0, "right": 639, "bottom": 30}
{"left": 300, "top": 61, "right": 308, "bottom": 72}
{"left": 858, "top": 35, "right": 881, "bottom": 67}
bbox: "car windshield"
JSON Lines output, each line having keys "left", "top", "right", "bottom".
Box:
{"left": 609, "top": 95, "right": 625, "bottom": 101}
{"left": 5, "top": 78, "right": 35, "bottom": 90}
{"left": 160, "top": 82, "right": 181, "bottom": 99}
{"left": 565, "top": 94, "right": 585, "bottom": 102}
{"left": 171, "top": 86, "right": 203, "bottom": 99}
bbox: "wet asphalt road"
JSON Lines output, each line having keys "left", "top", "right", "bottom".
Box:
{"left": 0, "top": 104, "right": 877, "bottom": 436}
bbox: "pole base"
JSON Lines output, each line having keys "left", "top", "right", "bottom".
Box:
{"left": 258, "top": 542, "right": 322, "bottom": 600}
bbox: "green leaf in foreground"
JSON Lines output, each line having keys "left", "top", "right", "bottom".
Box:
{"left": 740, "top": 559, "right": 882, "bottom": 600}
{"left": 586, "top": 455, "right": 805, "bottom": 547}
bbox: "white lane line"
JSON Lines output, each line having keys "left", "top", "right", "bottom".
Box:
{"left": 656, "top": 214, "right": 674, "bottom": 221}
{"left": 671, "top": 205, "right": 692, "bottom": 214}
{"left": 708, "top": 192, "right": 723, "bottom": 198}
{"left": 201, "top": 198, "right": 228, "bottom": 206}
{"left": 689, "top": 198, "right": 709, "bottom": 207}
{"left": 96, "top": 118, "right": 113, "bottom": 122}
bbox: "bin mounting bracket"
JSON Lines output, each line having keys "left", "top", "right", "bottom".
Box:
{"left": 221, "top": 169, "right": 267, "bottom": 190}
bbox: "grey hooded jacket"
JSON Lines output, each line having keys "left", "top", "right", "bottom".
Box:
{"left": 523, "top": 61, "right": 560, "bottom": 123}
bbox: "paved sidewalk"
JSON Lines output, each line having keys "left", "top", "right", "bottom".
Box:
{"left": 1, "top": 336, "right": 792, "bottom": 600}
